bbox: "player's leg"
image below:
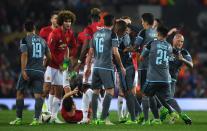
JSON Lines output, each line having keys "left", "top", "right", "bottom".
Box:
{"left": 116, "top": 71, "right": 125, "bottom": 121}
{"left": 139, "top": 69, "right": 150, "bottom": 124}
{"left": 30, "top": 71, "right": 44, "bottom": 125}
{"left": 91, "top": 68, "right": 101, "bottom": 122}
{"left": 100, "top": 69, "right": 115, "bottom": 122}
{"left": 10, "top": 74, "right": 25, "bottom": 125}
{"left": 50, "top": 69, "right": 64, "bottom": 123}
{"left": 42, "top": 66, "right": 52, "bottom": 113}
{"left": 167, "top": 81, "right": 192, "bottom": 124}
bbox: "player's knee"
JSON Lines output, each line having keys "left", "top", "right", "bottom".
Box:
{"left": 16, "top": 91, "right": 24, "bottom": 99}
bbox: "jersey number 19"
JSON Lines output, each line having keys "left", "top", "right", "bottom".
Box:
{"left": 32, "top": 42, "right": 42, "bottom": 58}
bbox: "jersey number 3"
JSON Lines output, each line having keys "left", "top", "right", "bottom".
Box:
{"left": 95, "top": 37, "right": 104, "bottom": 53}
{"left": 156, "top": 49, "right": 168, "bottom": 65}
{"left": 32, "top": 42, "right": 42, "bottom": 58}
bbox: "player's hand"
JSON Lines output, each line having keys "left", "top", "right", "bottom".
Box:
{"left": 121, "top": 67, "right": 126, "bottom": 76}
{"left": 22, "top": 70, "right": 29, "bottom": 80}
{"left": 72, "top": 87, "right": 79, "bottom": 96}
{"left": 178, "top": 53, "right": 184, "bottom": 61}
{"left": 85, "top": 68, "right": 91, "bottom": 81}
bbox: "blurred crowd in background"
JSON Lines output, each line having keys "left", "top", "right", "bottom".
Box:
{"left": 0, "top": 0, "right": 207, "bottom": 98}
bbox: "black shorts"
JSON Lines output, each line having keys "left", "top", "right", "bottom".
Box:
{"left": 16, "top": 70, "right": 44, "bottom": 94}
{"left": 118, "top": 66, "right": 135, "bottom": 91}
{"left": 92, "top": 68, "right": 115, "bottom": 89}
{"left": 143, "top": 82, "right": 171, "bottom": 100}
{"left": 138, "top": 69, "right": 147, "bottom": 91}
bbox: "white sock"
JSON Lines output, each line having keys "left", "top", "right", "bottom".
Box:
{"left": 48, "top": 94, "right": 54, "bottom": 113}
{"left": 97, "top": 94, "right": 103, "bottom": 119}
{"left": 51, "top": 97, "right": 61, "bottom": 119}
{"left": 42, "top": 99, "right": 48, "bottom": 112}
{"left": 118, "top": 96, "right": 124, "bottom": 120}
{"left": 124, "top": 102, "right": 129, "bottom": 118}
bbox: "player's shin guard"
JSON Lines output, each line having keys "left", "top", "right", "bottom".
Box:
{"left": 92, "top": 93, "right": 99, "bottom": 119}
{"left": 51, "top": 97, "right": 61, "bottom": 119}
{"left": 142, "top": 96, "right": 150, "bottom": 121}
{"left": 101, "top": 93, "right": 113, "bottom": 120}
{"left": 167, "top": 99, "right": 181, "bottom": 113}
{"left": 125, "top": 92, "right": 136, "bottom": 121}
{"left": 118, "top": 96, "right": 124, "bottom": 120}
{"left": 35, "top": 98, "right": 44, "bottom": 119}
{"left": 16, "top": 99, "right": 24, "bottom": 118}
{"left": 82, "top": 93, "right": 90, "bottom": 121}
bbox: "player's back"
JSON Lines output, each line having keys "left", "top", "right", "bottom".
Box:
{"left": 138, "top": 28, "right": 157, "bottom": 69}
{"left": 22, "top": 34, "right": 48, "bottom": 71}
{"left": 39, "top": 26, "right": 53, "bottom": 42}
{"left": 92, "top": 28, "right": 118, "bottom": 69}
{"left": 147, "top": 40, "right": 172, "bottom": 83}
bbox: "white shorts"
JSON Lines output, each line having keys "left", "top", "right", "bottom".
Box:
{"left": 44, "top": 66, "right": 70, "bottom": 88}
{"left": 82, "top": 64, "right": 94, "bottom": 84}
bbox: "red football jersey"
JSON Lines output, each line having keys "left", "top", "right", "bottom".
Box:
{"left": 39, "top": 26, "right": 53, "bottom": 43}
{"left": 47, "top": 27, "right": 76, "bottom": 69}
{"left": 83, "top": 21, "right": 104, "bottom": 41}
{"left": 61, "top": 107, "right": 83, "bottom": 123}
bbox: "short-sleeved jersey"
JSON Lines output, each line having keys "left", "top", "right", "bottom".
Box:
{"left": 39, "top": 26, "right": 53, "bottom": 43}
{"left": 169, "top": 48, "right": 192, "bottom": 81}
{"left": 141, "top": 40, "right": 172, "bottom": 83}
{"left": 90, "top": 28, "right": 119, "bottom": 69}
{"left": 83, "top": 21, "right": 104, "bottom": 40}
{"left": 20, "top": 34, "right": 49, "bottom": 71}
{"left": 135, "top": 28, "right": 157, "bottom": 69}
{"left": 61, "top": 107, "right": 83, "bottom": 123}
{"left": 114, "top": 33, "right": 133, "bottom": 71}
{"left": 47, "top": 27, "right": 76, "bottom": 69}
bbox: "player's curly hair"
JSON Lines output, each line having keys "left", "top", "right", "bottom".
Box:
{"left": 57, "top": 10, "right": 76, "bottom": 26}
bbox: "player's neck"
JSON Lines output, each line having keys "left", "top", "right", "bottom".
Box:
{"left": 51, "top": 24, "right": 57, "bottom": 29}
{"left": 104, "top": 26, "right": 113, "bottom": 30}
{"left": 26, "top": 31, "right": 35, "bottom": 36}
{"left": 145, "top": 25, "right": 152, "bottom": 29}
{"left": 61, "top": 26, "right": 67, "bottom": 33}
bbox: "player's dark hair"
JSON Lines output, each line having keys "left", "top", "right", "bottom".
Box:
{"left": 103, "top": 14, "right": 114, "bottom": 27}
{"left": 141, "top": 13, "right": 154, "bottom": 25}
{"left": 90, "top": 8, "right": 101, "bottom": 22}
{"left": 155, "top": 18, "right": 163, "bottom": 26}
{"left": 57, "top": 10, "right": 76, "bottom": 26}
{"left": 50, "top": 10, "right": 59, "bottom": 18}
{"left": 121, "top": 16, "right": 131, "bottom": 20}
{"left": 63, "top": 96, "right": 74, "bottom": 112}
{"left": 24, "top": 20, "right": 35, "bottom": 32}
{"left": 114, "top": 20, "right": 127, "bottom": 34}
{"left": 157, "top": 25, "right": 169, "bottom": 38}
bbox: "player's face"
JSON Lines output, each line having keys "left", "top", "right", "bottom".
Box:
{"left": 173, "top": 36, "right": 184, "bottom": 49}
{"left": 153, "top": 20, "right": 158, "bottom": 29}
{"left": 141, "top": 18, "right": 147, "bottom": 29}
{"left": 51, "top": 14, "right": 58, "bottom": 27}
{"left": 63, "top": 19, "right": 72, "bottom": 30}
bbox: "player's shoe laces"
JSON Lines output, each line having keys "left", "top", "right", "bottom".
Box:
{"left": 124, "top": 120, "right": 137, "bottom": 124}
{"left": 160, "top": 107, "right": 169, "bottom": 121}
{"left": 137, "top": 113, "right": 144, "bottom": 124}
{"left": 49, "top": 117, "right": 65, "bottom": 124}
{"left": 180, "top": 112, "right": 192, "bottom": 125}
{"left": 30, "top": 118, "right": 40, "bottom": 126}
{"left": 150, "top": 119, "right": 162, "bottom": 125}
{"left": 142, "top": 120, "right": 151, "bottom": 126}
{"left": 9, "top": 118, "right": 22, "bottom": 125}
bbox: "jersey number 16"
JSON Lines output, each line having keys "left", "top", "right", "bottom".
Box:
{"left": 95, "top": 37, "right": 104, "bottom": 53}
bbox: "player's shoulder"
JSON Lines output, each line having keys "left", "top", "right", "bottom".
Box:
{"left": 181, "top": 48, "right": 190, "bottom": 55}
{"left": 40, "top": 26, "right": 52, "bottom": 31}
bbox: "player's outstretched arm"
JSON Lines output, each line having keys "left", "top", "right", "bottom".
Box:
{"left": 113, "top": 47, "right": 126, "bottom": 76}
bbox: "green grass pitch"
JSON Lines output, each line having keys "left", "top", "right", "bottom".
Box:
{"left": 0, "top": 110, "right": 207, "bottom": 131}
